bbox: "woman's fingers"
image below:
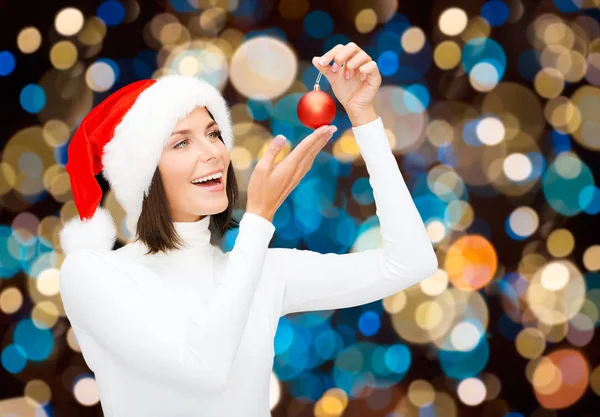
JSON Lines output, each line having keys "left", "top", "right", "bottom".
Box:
{"left": 257, "top": 134, "right": 287, "bottom": 171}
{"left": 283, "top": 125, "right": 332, "bottom": 168}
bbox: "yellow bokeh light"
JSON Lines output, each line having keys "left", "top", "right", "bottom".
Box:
{"left": 55, "top": 7, "right": 84, "bottom": 36}
{"left": 439, "top": 8, "right": 468, "bottom": 36}
{"left": 583, "top": 245, "right": 600, "bottom": 271}
{"left": 355, "top": 9, "right": 378, "bottom": 34}
{"left": 546, "top": 228, "right": 575, "bottom": 258}
{"left": 402, "top": 27, "right": 426, "bottom": 54}
{"left": 50, "top": 40, "right": 78, "bottom": 70}
{"left": 534, "top": 68, "right": 565, "bottom": 99}
{"left": 433, "top": 41, "right": 461, "bottom": 70}
{"left": 17, "top": 27, "right": 42, "bottom": 54}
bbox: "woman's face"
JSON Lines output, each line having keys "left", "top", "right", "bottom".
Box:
{"left": 159, "top": 106, "right": 230, "bottom": 222}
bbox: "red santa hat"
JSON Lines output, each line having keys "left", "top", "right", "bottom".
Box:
{"left": 58, "top": 75, "right": 234, "bottom": 256}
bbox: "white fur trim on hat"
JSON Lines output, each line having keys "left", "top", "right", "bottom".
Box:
{"left": 59, "top": 206, "right": 117, "bottom": 255}
{"left": 101, "top": 75, "right": 234, "bottom": 234}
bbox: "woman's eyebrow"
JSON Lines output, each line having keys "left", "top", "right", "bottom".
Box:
{"left": 170, "top": 121, "right": 218, "bottom": 137}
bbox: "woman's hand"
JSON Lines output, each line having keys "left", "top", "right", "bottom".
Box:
{"left": 311, "top": 42, "right": 382, "bottom": 124}
{"left": 246, "top": 125, "right": 337, "bottom": 222}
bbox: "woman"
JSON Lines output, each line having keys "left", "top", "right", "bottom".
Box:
{"left": 58, "top": 43, "right": 437, "bottom": 416}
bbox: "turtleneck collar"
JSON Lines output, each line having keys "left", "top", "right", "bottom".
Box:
{"left": 172, "top": 215, "right": 212, "bottom": 253}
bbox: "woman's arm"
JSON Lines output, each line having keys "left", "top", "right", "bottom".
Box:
{"left": 59, "top": 212, "right": 274, "bottom": 393}
{"left": 273, "top": 117, "right": 438, "bottom": 316}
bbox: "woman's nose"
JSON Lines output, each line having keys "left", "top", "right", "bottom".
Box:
{"left": 196, "top": 141, "right": 220, "bottom": 160}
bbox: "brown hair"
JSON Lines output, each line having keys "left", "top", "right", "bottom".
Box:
{"left": 134, "top": 110, "right": 240, "bottom": 255}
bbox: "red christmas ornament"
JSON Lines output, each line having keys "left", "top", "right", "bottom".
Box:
{"left": 297, "top": 71, "right": 336, "bottom": 129}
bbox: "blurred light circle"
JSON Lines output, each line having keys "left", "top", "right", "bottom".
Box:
{"left": 434, "top": 41, "right": 461, "bottom": 70}
{"left": 508, "top": 206, "right": 539, "bottom": 238}
{"left": 546, "top": 228, "right": 574, "bottom": 258}
{"left": 426, "top": 119, "right": 454, "bottom": 147}
{"left": 470, "top": 62, "right": 499, "bottom": 92}
{"left": 570, "top": 85, "right": 600, "bottom": 151}
{"left": 544, "top": 97, "right": 581, "bottom": 134}
{"left": 19, "top": 84, "right": 46, "bottom": 114}
{"left": 457, "top": 377, "right": 486, "bottom": 406}
{"left": 404, "top": 83, "right": 429, "bottom": 113}
{"left": 566, "top": 313, "right": 594, "bottom": 347}
{"left": 534, "top": 349, "right": 589, "bottom": 409}
{"left": 515, "top": 328, "right": 546, "bottom": 359}
{"left": 444, "top": 200, "right": 474, "bottom": 231}
{"left": 378, "top": 50, "right": 400, "bottom": 76}
{"left": 50, "top": 40, "right": 78, "bottom": 70}
{"left": 461, "top": 17, "right": 491, "bottom": 42}
{"left": 17, "top": 27, "right": 42, "bottom": 54}
{"left": 420, "top": 269, "right": 449, "bottom": 296}
{"left": 77, "top": 16, "right": 107, "bottom": 46}
{"left": 585, "top": 53, "right": 600, "bottom": 85}
{"left": 0, "top": 51, "right": 16, "bottom": 76}
{"left": 415, "top": 300, "right": 444, "bottom": 330}
{"left": 462, "top": 38, "right": 506, "bottom": 81}
{"left": 73, "top": 376, "right": 101, "bottom": 406}
{"left": 579, "top": 185, "right": 600, "bottom": 215}
{"left": 426, "top": 220, "right": 446, "bottom": 243}
{"left": 480, "top": 0, "right": 509, "bottom": 27}
{"left": 97, "top": 0, "right": 126, "bottom": 26}
{"left": 541, "top": 262, "right": 569, "bottom": 291}
{"left": 583, "top": 245, "right": 600, "bottom": 271}
{"left": 373, "top": 85, "right": 428, "bottom": 152}
{"left": 230, "top": 36, "right": 296, "bottom": 100}
{"left": 534, "top": 68, "right": 565, "bottom": 99}
{"left": 503, "top": 153, "right": 532, "bottom": 182}
{"left": 439, "top": 8, "right": 468, "bottom": 36}
{"left": 445, "top": 235, "right": 497, "bottom": 291}
{"left": 402, "top": 27, "right": 426, "bottom": 54}
{"left": 355, "top": 9, "right": 378, "bottom": 34}
{"left": 542, "top": 151, "right": 594, "bottom": 216}
{"left": 55, "top": 7, "right": 84, "bottom": 36}
{"left": 556, "top": 50, "right": 587, "bottom": 83}
{"left": 451, "top": 321, "right": 481, "bottom": 351}
{"left": 408, "top": 379, "right": 435, "bottom": 407}
{"left": 476, "top": 117, "right": 505, "bottom": 145}
{"left": 304, "top": 10, "right": 333, "bottom": 39}
{"left": 527, "top": 260, "right": 585, "bottom": 325}
{"left": 86, "top": 61, "right": 116, "bottom": 92}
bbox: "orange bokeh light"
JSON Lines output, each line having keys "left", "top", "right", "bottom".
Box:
{"left": 534, "top": 348, "right": 589, "bottom": 409}
{"left": 444, "top": 235, "right": 498, "bottom": 291}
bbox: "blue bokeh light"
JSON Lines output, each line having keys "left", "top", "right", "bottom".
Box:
{"left": 97, "top": 0, "right": 126, "bottom": 26}
{"left": 19, "top": 84, "right": 46, "bottom": 114}
{"left": 0, "top": 50, "right": 16, "bottom": 76}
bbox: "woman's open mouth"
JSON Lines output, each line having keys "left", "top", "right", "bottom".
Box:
{"left": 191, "top": 177, "right": 224, "bottom": 192}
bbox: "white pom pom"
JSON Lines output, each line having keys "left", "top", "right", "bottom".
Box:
{"left": 59, "top": 206, "right": 117, "bottom": 255}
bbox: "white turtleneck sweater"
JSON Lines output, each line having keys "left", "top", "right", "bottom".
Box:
{"left": 59, "top": 117, "right": 438, "bottom": 416}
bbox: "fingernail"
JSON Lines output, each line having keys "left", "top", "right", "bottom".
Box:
{"left": 345, "top": 70, "right": 350, "bottom": 79}
{"left": 328, "top": 126, "right": 337, "bottom": 134}
{"left": 274, "top": 135, "right": 286, "bottom": 146}
{"left": 331, "top": 63, "right": 338, "bottom": 72}
{"left": 318, "top": 56, "right": 327, "bottom": 66}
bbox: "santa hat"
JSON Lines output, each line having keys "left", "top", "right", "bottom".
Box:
{"left": 58, "top": 75, "right": 234, "bottom": 256}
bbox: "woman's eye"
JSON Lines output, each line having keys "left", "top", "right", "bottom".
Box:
{"left": 208, "top": 130, "right": 221, "bottom": 140}
{"left": 174, "top": 139, "right": 188, "bottom": 149}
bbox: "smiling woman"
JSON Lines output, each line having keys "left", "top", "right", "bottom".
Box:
{"left": 136, "top": 107, "right": 240, "bottom": 255}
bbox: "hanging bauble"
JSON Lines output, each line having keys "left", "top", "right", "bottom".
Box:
{"left": 297, "top": 70, "right": 336, "bottom": 129}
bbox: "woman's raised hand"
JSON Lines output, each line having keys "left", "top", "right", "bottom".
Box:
{"left": 246, "top": 125, "right": 337, "bottom": 222}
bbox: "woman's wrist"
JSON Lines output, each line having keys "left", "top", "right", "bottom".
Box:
{"left": 346, "top": 107, "right": 378, "bottom": 127}
{"left": 245, "top": 207, "right": 274, "bottom": 223}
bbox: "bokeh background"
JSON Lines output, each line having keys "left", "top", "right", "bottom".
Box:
{"left": 1, "top": 0, "right": 600, "bottom": 416}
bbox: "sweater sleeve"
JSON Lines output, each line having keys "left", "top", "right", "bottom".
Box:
{"left": 59, "top": 212, "right": 275, "bottom": 393}
{"left": 273, "top": 117, "right": 438, "bottom": 316}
